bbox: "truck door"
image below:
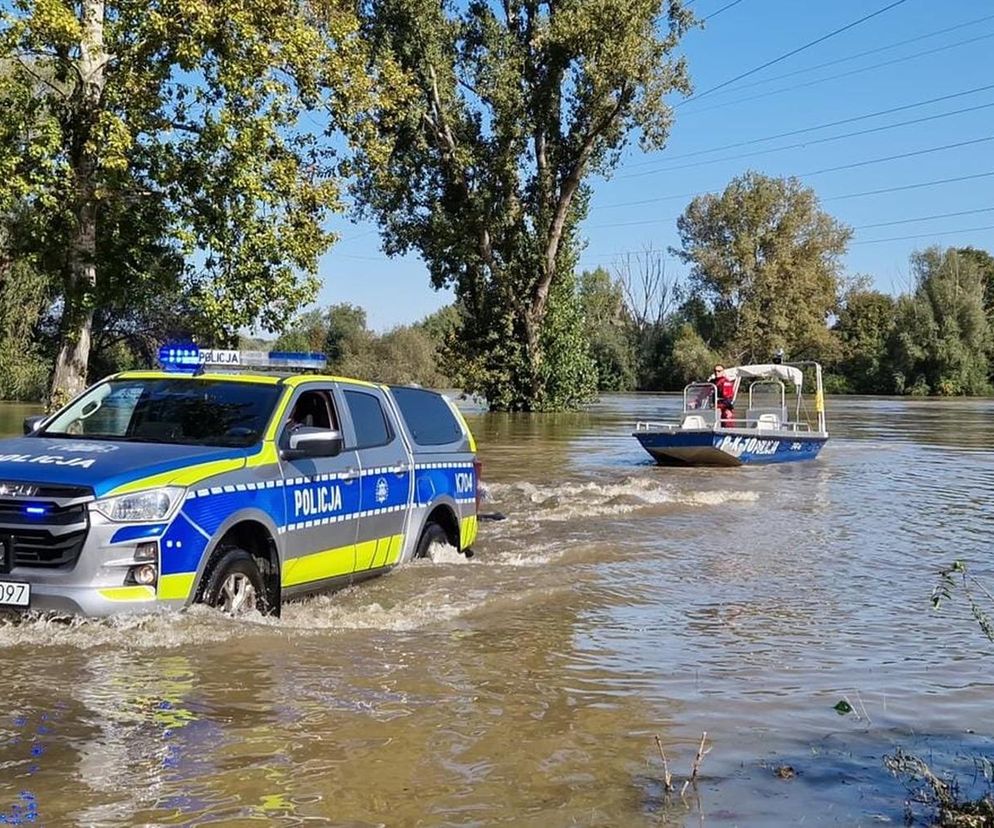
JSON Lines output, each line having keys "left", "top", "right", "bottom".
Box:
{"left": 278, "top": 385, "right": 361, "bottom": 590}
{"left": 338, "top": 383, "right": 412, "bottom": 572}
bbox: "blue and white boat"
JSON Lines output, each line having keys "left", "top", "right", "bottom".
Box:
{"left": 633, "top": 362, "right": 828, "bottom": 466}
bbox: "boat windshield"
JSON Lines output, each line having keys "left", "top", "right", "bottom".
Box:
{"left": 39, "top": 378, "right": 282, "bottom": 447}
{"left": 685, "top": 382, "right": 717, "bottom": 411}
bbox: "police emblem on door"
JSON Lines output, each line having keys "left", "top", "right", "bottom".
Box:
{"left": 375, "top": 477, "right": 389, "bottom": 505}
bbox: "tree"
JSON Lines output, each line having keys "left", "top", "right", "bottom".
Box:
{"left": 669, "top": 322, "right": 719, "bottom": 387}
{"left": 888, "top": 247, "right": 991, "bottom": 396}
{"left": 956, "top": 246, "right": 994, "bottom": 317}
{"left": 831, "top": 283, "right": 896, "bottom": 393}
{"left": 0, "top": 0, "right": 383, "bottom": 406}
{"left": 348, "top": 0, "right": 693, "bottom": 410}
{"left": 674, "top": 172, "right": 851, "bottom": 363}
{"left": 615, "top": 247, "right": 681, "bottom": 389}
{"left": 579, "top": 267, "right": 635, "bottom": 391}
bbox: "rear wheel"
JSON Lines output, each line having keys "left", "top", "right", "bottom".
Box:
{"left": 414, "top": 522, "right": 450, "bottom": 559}
{"left": 200, "top": 547, "right": 268, "bottom": 616}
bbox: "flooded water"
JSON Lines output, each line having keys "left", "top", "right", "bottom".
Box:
{"left": 1, "top": 395, "right": 993, "bottom": 826}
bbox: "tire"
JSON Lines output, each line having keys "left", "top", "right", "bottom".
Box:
{"left": 199, "top": 547, "right": 269, "bottom": 616}
{"left": 414, "top": 522, "right": 450, "bottom": 559}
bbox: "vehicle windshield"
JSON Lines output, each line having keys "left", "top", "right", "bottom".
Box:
{"left": 39, "top": 379, "right": 282, "bottom": 447}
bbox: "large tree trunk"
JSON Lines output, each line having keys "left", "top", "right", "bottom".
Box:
{"left": 49, "top": 206, "right": 96, "bottom": 409}
{"left": 48, "top": 0, "right": 106, "bottom": 409}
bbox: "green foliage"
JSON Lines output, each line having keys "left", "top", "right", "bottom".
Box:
{"left": 348, "top": 0, "right": 693, "bottom": 410}
{"left": 0, "top": 0, "right": 390, "bottom": 399}
{"left": 273, "top": 302, "right": 454, "bottom": 388}
{"left": 669, "top": 322, "right": 720, "bottom": 386}
{"left": 887, "top": 247, "right": 992, "bottom": 396}
{"left": 932, "top": 560, "right": 994, "bottom": 645}
{"left": 579, "top": 268, "right": 636, "bottom": 391}
{"left": 674, "top": 172, "right": 851, "bottom": 363}
{"left": 0, "top": 257, "right": 50, "bottom": 400}
{"left": 832, "top": 283, "right": 897, "bottom": 394}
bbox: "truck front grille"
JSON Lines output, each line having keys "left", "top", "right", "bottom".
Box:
{"left": 0, "top": 485, "right": 92, "bottom": 570}
{"left": 10, "top": 529, "right": 87, "bottom": 568}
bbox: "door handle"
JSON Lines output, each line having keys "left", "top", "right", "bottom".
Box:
{"left": 388, "top": 465, "right": 409, "bottom": 475}
{"left": 342, "top": 467, "right": 359, "bottom": 481}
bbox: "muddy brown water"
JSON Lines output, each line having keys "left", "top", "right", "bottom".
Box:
{"left": 0, "top": 395, "right": 993, "bottom": 826}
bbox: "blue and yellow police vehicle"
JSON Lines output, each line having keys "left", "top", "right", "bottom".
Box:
{"left": 0, "top": 347, "right": 480, "bottom": 617}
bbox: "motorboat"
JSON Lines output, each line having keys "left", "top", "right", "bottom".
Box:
{"left": 633, "top": 362, "right": 828, "bottom": 466}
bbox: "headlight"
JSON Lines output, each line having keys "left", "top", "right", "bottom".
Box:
{"left": 93, "top": 487, "right": 185, "bottom": 522}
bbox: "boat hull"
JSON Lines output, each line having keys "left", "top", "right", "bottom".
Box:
{"left": 634, "top": 429, "right": 827, "bottom": 466}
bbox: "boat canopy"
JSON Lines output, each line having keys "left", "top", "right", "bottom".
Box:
{"left": 714, "top": 363, "right": 804, "bottom": 387}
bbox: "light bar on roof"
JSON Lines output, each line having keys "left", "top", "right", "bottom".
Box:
{"left": 158, "top": 344, "right": 326, "bottom": 372}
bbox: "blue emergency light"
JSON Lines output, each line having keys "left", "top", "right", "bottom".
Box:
{"left": 158, "top": 344, "right": 326, "bottom": 373}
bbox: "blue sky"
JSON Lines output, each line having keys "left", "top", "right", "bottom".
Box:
{"left": 316, "top": 0, "right": 994, "bottom": 331}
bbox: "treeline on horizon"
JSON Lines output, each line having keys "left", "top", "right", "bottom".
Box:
{"left": 249, "top": 230, "right": 994, "bottom": 400}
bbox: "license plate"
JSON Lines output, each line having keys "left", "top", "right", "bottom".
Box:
{"left": 0, "top": 580, "right": 30, "bottom": 608}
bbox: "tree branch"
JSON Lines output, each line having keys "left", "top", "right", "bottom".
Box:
{"left": 14, "top": 55, "right": 72, "bottom": 100}
{"left": 534, "top": 85, "right": 631, "bottom": 320}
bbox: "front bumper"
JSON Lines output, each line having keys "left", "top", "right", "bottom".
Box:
{"left": 1, "top": 502, "right": 193, "bottom": 617}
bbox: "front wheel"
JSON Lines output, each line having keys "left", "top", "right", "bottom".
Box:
{"left": 200, "top": 547, "right": 269, "bottom": 616}
{"left": 414, "top": 522, "right": 450, "bottom": 559}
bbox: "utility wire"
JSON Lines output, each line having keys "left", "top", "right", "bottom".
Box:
{"left": 625, "top": 101, "right": 994, "bottom": 177}
{"left": 678, "top": 31, "right": 994, "bottom": 117}
{"left": 702, "top": 0, "right": 745, "bottom": 21}
{"left": 686, "top": 12, "right": 994, "bottom": 100}
{"left": 626, "top": 83, "right": 994, "bottom": 169}
{"left": 801, "top": 135, "right": 994, "bottom": 178}
{"left": 680, "top": 0, "right": 912, "bottom": 105}
{"left": 596, "top": 140, "right": 994, "bottom": 212}
{"left": 852, "top": 224, "right": 994, "bottom": 245}
{"left": 582, "top": 217, "right": 994, "bottom": 261}
{"left": 824, "top": 171, "right": 994, "bottom": 202}
{"left": 856, "top": 206, "right": 994, "bottom": 230}
{"left": 591, "top": 201, "right": 994, "bottom": 232}
{"left": 596, "top": 170, "right": 994, "bottom": 213}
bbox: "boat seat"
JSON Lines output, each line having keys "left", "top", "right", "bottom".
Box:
{"left": 754, "top": 413, "right": 781, "bottom": 431}
{"left": 681, "top": 414, "right": 708, "bottom": 430}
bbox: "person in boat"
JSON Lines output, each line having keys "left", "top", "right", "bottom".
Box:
{"left": 713, "top": 364, "right": 736, "bottom": 425}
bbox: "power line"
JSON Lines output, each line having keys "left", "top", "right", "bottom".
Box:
{"left": 680, "top": 0, "right": 912, "bottom": 105}
{"left": 625, "top": 83, "right": 994, "bottom": 169}
{"left": 581, "top": 219, "right": 994, "bottom": 262}
{"left": 801, "top": 135, "right": 994, "bottom": 177}
{"left": 824, "top": 171, "right": 994, "bottom": 202}
{"left": 595, "top": 170, "right": 994, "bottom": 213}
{"left": 684, "top": 12, "right": 994, "bottom": 101}
{"left": 596, "top": 140, "right": 994, "bottom": 213}
{"left": 702, "top": 0, "right": 745, "bottom": 21}
{"left": 677, "top": 31, "right": 994, "bottom": 117}
{"left": 852, "top": 224, "right": 994, "bottom": 245}
{"left": 624, "top": 100, "right": 994, "bottom": 177}
{"left": 856, "top": 206, "right": 994, "bottom": 230}
{"left": 590, "top": 202, "right": 994, "bottom": 234}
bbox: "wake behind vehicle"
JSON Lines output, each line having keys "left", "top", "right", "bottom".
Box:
{"left": 633, "top": 362, "right": 828, "bottom": 466}
{"left": 0, "top": 347, "right": 480, "bottom": 617}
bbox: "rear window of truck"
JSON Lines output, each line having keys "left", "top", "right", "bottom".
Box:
{"left": 390, "top": 387, "right": 464, "bottom": 447}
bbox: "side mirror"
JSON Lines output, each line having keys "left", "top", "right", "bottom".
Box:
{"left": 23, "top": 415, "right": 45, "bottom": 435}
{"left": 283, "top": 427, "right": 343, "bottom": 459}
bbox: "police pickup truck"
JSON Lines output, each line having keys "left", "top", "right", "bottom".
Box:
{"left": 0, "top": 348, "right": 480, "bottom": 617}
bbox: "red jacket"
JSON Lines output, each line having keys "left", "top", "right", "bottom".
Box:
{"left": 715, "top": 375, "right": 735, "bottom": 404}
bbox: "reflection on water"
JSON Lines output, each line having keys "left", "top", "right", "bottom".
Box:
{"left": 0, "top": 396, "right": 993, "bottom": 826}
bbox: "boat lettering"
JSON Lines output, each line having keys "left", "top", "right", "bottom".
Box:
{"left": 717, "top": 436, "right": 780, "bottom": 458}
